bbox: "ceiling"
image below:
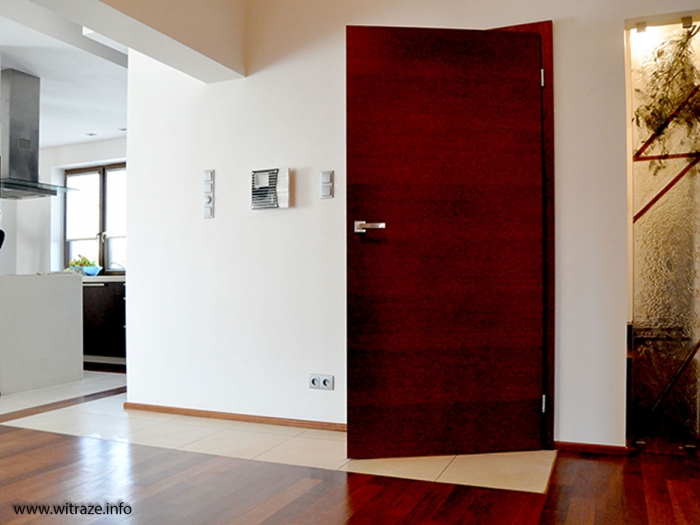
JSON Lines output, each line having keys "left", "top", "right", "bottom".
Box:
{"left": 0, "top": 14, "right": 127, "bottom": 149}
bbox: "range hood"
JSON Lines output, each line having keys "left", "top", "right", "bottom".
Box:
{"left": 0, "top": 69, "right": 68, "bottom": 199}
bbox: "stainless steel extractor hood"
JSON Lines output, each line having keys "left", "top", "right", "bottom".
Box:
{"left": 0, "top": 69, "right": 68, "bottom": 199}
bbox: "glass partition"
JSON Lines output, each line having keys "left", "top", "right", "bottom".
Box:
{"left": 629, "top": 22, "right": 700, "bottom": 452}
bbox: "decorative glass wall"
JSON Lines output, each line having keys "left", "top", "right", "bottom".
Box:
{"left": 629, "top": 21, "right": 700, "bottom": 451}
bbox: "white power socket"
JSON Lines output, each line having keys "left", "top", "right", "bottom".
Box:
{"left": 309, "top": 374, "right": 334, "bottom": 390}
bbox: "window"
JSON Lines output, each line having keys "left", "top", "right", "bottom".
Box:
{"left": 65, "top": 163, "right": 126, "bottom": 272}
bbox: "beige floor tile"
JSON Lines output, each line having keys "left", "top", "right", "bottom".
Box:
{"left": 5, "top": 409, "right": 110, "bottom": 436}
{"left": 120, "top": 409, "right": 180, "bottom": 422}
{"left": 64, "top": 395, "right": 129, "bottom": 416}
{"left": 2, "top": 391, "right": 73, "bottom": 407}
{"left": 115, "top": 421, "right": 222, "bottom": 449}
{"left": 254, "top": 436, "right": 348, "bottom": 470}
{"left": 299, "top": 429, "right": 347, "bottom": 442}
{"left": 436, "top": 450, "right": 557, "bottom": 493}
{"left": 0, "top": 401, "right": 29, "bottom": 415}
{"left": 233, "top": 422, "right": 307, "bottom": 436}
{"left": 0, "top": 372, "right": 125, "bottom": 410}
{"left": 340, "top": 455, "right": 455, "bottom": 482}
{"left": 66, "top": 400, "right": 179, "bottom": 425}
{"left": 80, "top": 415, "right": 163, "bottom": 440}
{"left": 168, "top": 415, "right": 240, "bottom": 430}
{"left": 179, "top": 428, "right": 295, "bottom": 459}
{"left": 80, "top": 374, "right": 127, "bottom": 390}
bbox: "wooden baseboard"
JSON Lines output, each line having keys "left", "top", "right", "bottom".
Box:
{"left": 555, "top": 441, "right": 630, "bottom": 456}
{"left": 123, "top": 402, "right": 347, "bottom": 432}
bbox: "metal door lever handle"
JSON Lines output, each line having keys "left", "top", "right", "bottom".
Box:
{"left": 354, "top": 221, "right": 386, "bottom": 233}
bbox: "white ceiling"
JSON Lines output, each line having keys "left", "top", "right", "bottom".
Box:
{"left": 0, "top": 14, "right": 127, "bottom": 149}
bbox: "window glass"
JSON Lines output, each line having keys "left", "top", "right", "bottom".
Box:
{"left": 107, "top": 237, "right": 127, "bottom": 271}
{"left": 106, "top": 167, "right": 127, "bottom": 237}
{"left": 67, "top": 239, "right": 99, "bottom": 266}
{"left": 66, "top": 172, "right": 100, "bottom": 241}
{"left": 64, "top": 164, "right": 126, "bottom": 272}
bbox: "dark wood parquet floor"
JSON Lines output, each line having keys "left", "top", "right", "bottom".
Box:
{"left": 0, "top": 424, "right": 544, "bottom": 524}
{"left": 540, "top": 451, "right": 700, "bottom": 524}
{"left": 2, "top": 389, "right": 700, "bottom": 524}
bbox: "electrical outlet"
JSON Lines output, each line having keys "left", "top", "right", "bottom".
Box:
{"left": 309, "top": 374, "right": 334, "bottom": 390}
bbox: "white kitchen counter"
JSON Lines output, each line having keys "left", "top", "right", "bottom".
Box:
{"left": 83, "top": 275, "right": 126, "bottom": 283}
{"left": 0, "top": 273, "right": 83, "bottom": 395}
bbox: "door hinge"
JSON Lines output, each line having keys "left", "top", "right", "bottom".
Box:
{"left": 540, "top": 69, "right": 545, "bottom": 88}
{"left": 542, "top": 395, "right": 546, "bottom": 413}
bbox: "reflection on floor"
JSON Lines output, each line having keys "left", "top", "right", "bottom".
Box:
{"left": 0, "top": 372, "right": 556, "bottom": 493}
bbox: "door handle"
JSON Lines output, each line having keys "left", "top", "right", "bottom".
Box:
{"left": 354, "top": 221, "right": 386, "bottom": 233}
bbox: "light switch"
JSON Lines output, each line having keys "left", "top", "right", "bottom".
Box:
{"left": 203, "top": 169, "right": 215, "bottom": 219}
{"left": 320, "top": 170, "right": 334, "bottom": 199}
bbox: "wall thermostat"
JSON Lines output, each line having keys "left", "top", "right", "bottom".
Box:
{"left": 251, "top": 168, "right": 290, "bottom": 210}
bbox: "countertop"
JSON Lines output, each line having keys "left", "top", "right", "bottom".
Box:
{"left": 83, "top": 275, "right": 126, "bottom": 283}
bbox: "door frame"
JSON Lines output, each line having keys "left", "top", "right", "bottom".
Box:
{"left": 495, "top": 21, "right": 555, "bottom": 447}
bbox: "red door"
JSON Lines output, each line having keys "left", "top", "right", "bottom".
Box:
{"left": 347, "top": 25, "right": 550, "bottom": 459}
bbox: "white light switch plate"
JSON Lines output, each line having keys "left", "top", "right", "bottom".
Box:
{"left": 320, "top": 170, "right": 334, "bottom": 199}
{"left": 203, "top": 169, "right": 215, "bottom": 219}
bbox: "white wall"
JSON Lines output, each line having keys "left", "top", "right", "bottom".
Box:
{"left": 126, "top": 0, "right": 700, "bottom": 443}
{"left": 8, "top": 138, "right": 127, "bottom": 274}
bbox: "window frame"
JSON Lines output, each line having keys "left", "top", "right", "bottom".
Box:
{"left": 64, "top": 162, "right": 126, "bottom": 275}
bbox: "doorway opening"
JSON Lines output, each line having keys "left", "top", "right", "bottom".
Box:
{"left": 627, "top": 13, "right": 700, "bottom": 454}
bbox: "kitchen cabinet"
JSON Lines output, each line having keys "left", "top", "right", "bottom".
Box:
{"left": 83, "top": 277, "right": 125, "bottom": 362}
{"left": 0, "top": 274, "right": 83, "bottom": 394}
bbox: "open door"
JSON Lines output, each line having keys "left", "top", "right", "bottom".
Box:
{"left": 347, "top": 23, "right": 554, "bottom": 459}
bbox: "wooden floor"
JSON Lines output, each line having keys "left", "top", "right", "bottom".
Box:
{"left": 540, "top": 451, "right": 700, "bottom": 524}
{"left": 0, "top": 425, "right": 544, "bottom": 524}
{"left": 2, "top": 421, "right": 700, "bottom": 524}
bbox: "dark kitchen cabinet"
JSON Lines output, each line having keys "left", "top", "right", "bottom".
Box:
{"left": 83, "top": 280, "right": 125, "bottom": 360}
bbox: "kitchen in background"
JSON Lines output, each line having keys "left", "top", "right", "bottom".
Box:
{"left": 0, "top": 13, "right": 128, "bottom": 384}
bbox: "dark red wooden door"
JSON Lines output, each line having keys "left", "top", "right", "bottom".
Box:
{"left": 347, "top": 26, "right": 546, "bottom": 458}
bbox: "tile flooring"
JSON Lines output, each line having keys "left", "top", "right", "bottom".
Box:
{"left": 0, "top": 371, "right": 127, "bottom": 414}
{"left": 1, "top": 372, "right": 557, "bottom": 493}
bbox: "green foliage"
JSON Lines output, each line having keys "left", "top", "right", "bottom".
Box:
{"left": 69, "top": 254, "right": 96, "bottom": 267}
{"left": 634, "top": 26, "right": 700, "bottom": 173}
